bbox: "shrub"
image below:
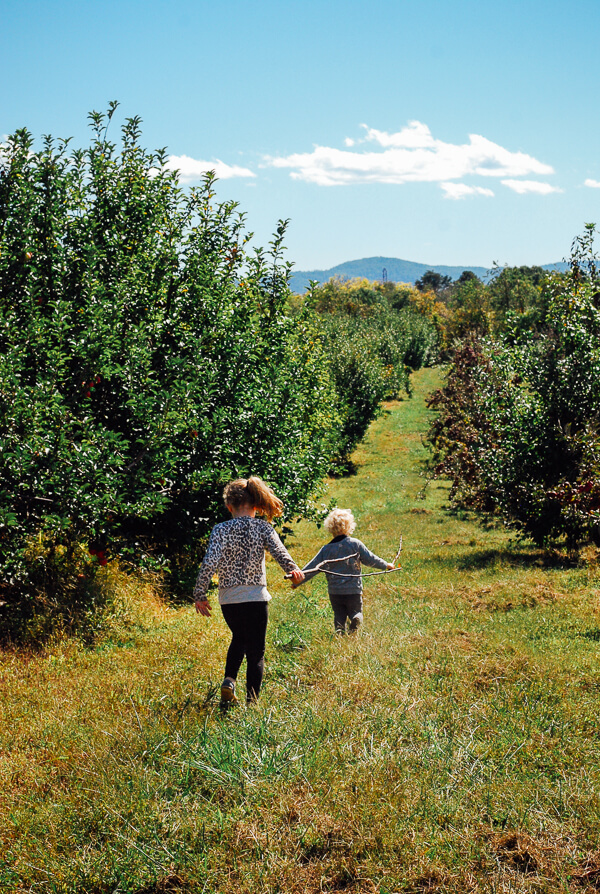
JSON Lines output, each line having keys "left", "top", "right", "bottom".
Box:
{"left": 307, "top": 276, "right": 414, "bottom": 317}
{"left": 304, "top": 279, "right": 438, "bottom": 468}
{"left": 0, "top": 105, "right": 339, "bottom": 638}
{"left": 426, "top": 226, "right": 600, "bottom": 551}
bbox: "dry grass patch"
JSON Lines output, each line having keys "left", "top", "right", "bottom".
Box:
{"left": 403, "top": 868, "right": 454, "bottom": 893}
{"left": 491, "top": 831, "right": 545, "bottom": 875}
{"left": 133, "top": 875, "right": 193, "bottom": 894}
{"left": 458, "top": 579, "right": 567, "bottom": 613}
{"left": 571, "top": 852, "right": 600, "bottom": 890}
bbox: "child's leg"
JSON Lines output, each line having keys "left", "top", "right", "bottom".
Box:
{"left": 347, "top": 594, "right": 363, "bottom": 632}
{"left": 242, "top": 603, "right": 269, "bottom": 702}
{"left": 329, "top": 594, "right": 349, "bottom": 633}
{"left": 221, "top": 602, "right": 269, "bottom": 701}
{"left": 220, "top": 603, "right": 246, "bottom": 681}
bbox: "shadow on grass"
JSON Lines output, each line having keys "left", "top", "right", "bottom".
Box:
{"left": 328, "top": 459, "right": 360, "bottom": 478}
{"left": 580, "top": 629, "right": 600, "bottom": 643}
{"left": 455, "top": 548, "right": 575, "bottom": 571}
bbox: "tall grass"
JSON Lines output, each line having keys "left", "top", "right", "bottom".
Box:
{"left": 2, "top": 368, "right": 600, "bottom": 893}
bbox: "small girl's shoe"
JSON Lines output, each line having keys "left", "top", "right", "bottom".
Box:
{"left": 220, "top": 678, "right": 238, "bottom": 709}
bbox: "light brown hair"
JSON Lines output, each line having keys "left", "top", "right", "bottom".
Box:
{"left": 223, "top": 476, "right": 284, "bottom": 522}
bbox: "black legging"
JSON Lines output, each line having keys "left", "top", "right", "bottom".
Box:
{"left": 221, "top": 601, "right": 269, "bottom": 701}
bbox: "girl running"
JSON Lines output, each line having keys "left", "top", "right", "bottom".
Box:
{"left": 194, "top": 476, "right": 304, "bottom": 706}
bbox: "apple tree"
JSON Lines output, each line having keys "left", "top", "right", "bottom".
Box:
{"left": 0, "top": 105, "right": 338, "bottom": 638}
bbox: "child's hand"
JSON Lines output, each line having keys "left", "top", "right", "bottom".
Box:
{"left": 288, "top": 569, "right": 305, "bottom": 588}
{"left": 195, "top": 599, "right": 212, "bottom": 616}
{"left": 386, "top": 562, "right": 395, "bottom": 570}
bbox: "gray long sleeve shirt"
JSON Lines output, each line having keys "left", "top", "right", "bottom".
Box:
{"left": 297, "top": 534, "right": 388, "bottom": 595}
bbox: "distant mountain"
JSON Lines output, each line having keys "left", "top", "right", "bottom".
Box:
{"left": 289, "top": 256, "right": 569, "bottom": 293}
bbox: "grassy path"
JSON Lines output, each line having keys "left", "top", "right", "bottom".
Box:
{"left": 2, "top": 368, "right": 600, "bottom": 893}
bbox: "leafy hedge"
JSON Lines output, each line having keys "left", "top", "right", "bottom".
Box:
{"left": 0, "top": 107, "right": 339, "bottom": 638}
{"left": 303, "top": 278, "right": 439, "bottom": 468}
{"left": 426, "top": 226, "right": 600, "bottom": 551}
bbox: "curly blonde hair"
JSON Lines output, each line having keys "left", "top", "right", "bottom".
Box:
{"left": 324, "top": 508, "right": 356, "bottom": 537}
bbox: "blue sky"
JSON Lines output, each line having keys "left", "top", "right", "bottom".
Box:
{"left": 2, "top": 0, "right": 600, "bottom": 271}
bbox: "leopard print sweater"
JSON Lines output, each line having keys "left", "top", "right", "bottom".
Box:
{"left": 193, "top": 517, "right": 299, "bottom": 601}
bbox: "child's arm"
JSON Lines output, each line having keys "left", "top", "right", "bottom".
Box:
{"left": 263, "top": 524, "right": 304, "bottom": 584}
{"left": 193, "top": 527, "right": 222, "bottom": 614}
{"left": 290, "top": 547, "right": 328, "bottom": 588}
{"left": 356, "top": 540, "right": 391, "bottom": 571}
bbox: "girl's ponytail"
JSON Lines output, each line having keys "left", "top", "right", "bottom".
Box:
{"left": 246, "top": 476, "right": 283, "bottom": 521}
{"left": 223, "top": 476, "right": 284, "bottom": 522}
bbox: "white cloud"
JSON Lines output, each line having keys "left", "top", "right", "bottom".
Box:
{"left": 265, "top": 121, "right": 555, "bottom": 192}
{"left": 502, "top": 179, "right": 562, "bottom": 195}
{"left": 344, "top": 137, "right": 355, "bottom": 147}
{"left": 361, "top": 120, "right": 436, "bottom": 149}
{"left": 585, "top": 178, "right": 600, "bottom": 188}
{"left": 166, "top": 154, "right": 255, "bottom": 183}
{"left": 442, "top": 182, "right": 495, "bottom": 200}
